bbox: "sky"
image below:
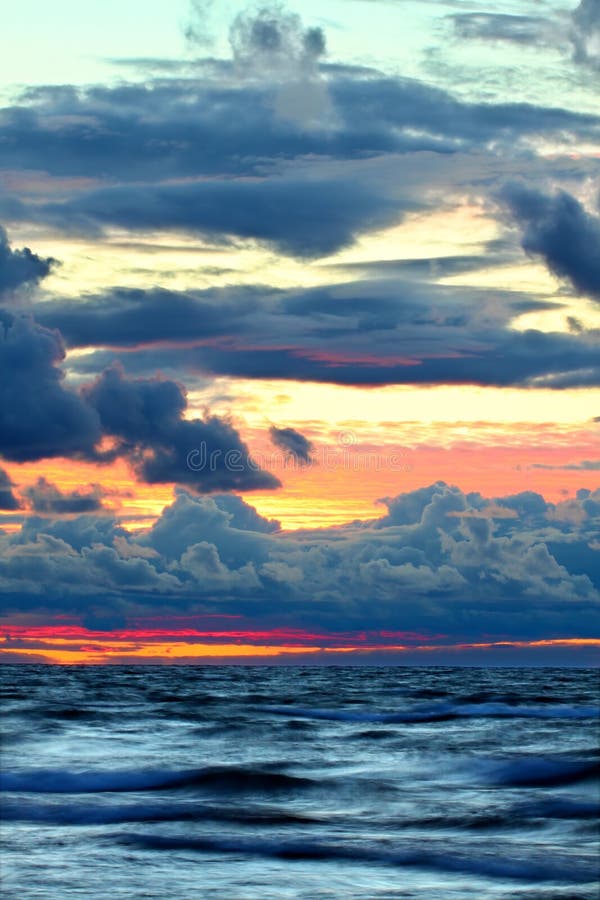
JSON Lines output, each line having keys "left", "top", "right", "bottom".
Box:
{"left": 0, "top": 0, "right": 598, "bottom": 666}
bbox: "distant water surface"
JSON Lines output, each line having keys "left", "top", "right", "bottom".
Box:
{"left": 1, "top": 665, "right": 598, "bottom": 899}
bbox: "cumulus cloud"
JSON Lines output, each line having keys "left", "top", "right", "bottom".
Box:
{"left": 269, "top": 425, "right": 314, "bottom": 464}
{"left": 16, "top": 512, "right": 123, "bottom": 553}
{"left": 0, "top": 483, "right": 598, "bottom": 641}
{"left": 376, "top": 481, "right": 466, "bottom": 527}
{"left": 179, "top": 540, "right": 260, "bottom": 593}
{"left": 440, "top": 514, "right": 593, "bottom": 604}
{"left": 210, "top": 493, "right": 280, "bottom": 533}
{"left": 490, "top": 490, "right": 548, "bottom": 519}
{"left": 143, "top": 489, "right": 277, "bottom": 564}
{"left": 501, "top": 183, "right": 600, "bottom": 301}
{"left": 0, "top": 529, "right": 181, "bottom": 605}
{"left": 23, "top": 477, "right": 105, "bottom": 514}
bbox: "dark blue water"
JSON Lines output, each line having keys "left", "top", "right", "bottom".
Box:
{"left": 1, "top": 665, "right": 598, "bottom": 899}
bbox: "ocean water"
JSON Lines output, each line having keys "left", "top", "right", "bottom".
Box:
{"left": 0, "top": 665, "right": 598, "bottom": 900}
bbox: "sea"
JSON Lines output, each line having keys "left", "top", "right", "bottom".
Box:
{"left": 0, "top": 665, "right": 598, "bottom": 899}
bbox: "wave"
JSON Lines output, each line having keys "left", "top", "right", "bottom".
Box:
{"left": 3, "top": 758, "right": 595, "bottom": 797}
{"left": 455, "top": 691, "right": 591, "bottom": 706}
{"left": 5, "top": 798, "right": 592, "bottom": 830}
{"left": 0, "top": 766, "right": 314, "bottom": 794}
{"left": 258, "top": 702, "right": 600, "bottom": 723}
{"left": 117, "top": 833, "right": 598, "bottom": 884}
{"left": 46, "top": 707, "right": 99, "bottom": 720}
{"left": 514, "top": 798, "right": 600, "bottom": 819}
{"left": 0, "top": 800, "right": 319, "bottom": 826}
{"left": 353, "top": 729, "right": 399, "bottom": 740}
{"left": 392, "top": 812, "right": 535, "bottom": 831}
{"left": 483, "top": 758, "right": 600, "bottom": 788}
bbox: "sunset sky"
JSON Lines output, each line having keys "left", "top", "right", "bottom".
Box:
{"left": 0, "top": 0, "right": 598, "bottom": 665}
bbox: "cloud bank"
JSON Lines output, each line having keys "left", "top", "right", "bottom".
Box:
{"left": 0, "top": 483, "right": 598, "bottom": 644}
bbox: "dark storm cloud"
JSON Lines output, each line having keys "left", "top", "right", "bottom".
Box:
{"left": 0, "top": 469, "right": 20, "bottom": 511}
{"left": 269, "top": 426, "right": 314, "bottom": 464}
{"left": 2, "top": 68, "right": 599, "bottom": 260}
{"left": 82, "top": 365, "right": 280, "bottom": 492}
{"left": 2, "top": 72, "right": 599, "bottom": 184}
{"left": 35, "top": 277, "right": 550, "bottom": 345}
{"left": 0, "top": 226, "right": 56, "bottom": 297}
{"left": 0, "top": 79, "right": 451, "bottom": 184}
{"left": 47, "top": 276, "right": 597, "bottom": 388}
{"left": 41, "top": 173, "right": 413, "bottom": 259}
{"left": 328, "top": 76, "right": 600, "bottom": 147}
{"left": 502, "top": 184, "right": 600, "bottom": 301}
{"left": 23, "top": 477, "right": 105, "bottom": 514}
{"left": 0, "top": 311, "right": 101, "bottom": 462}
{"left": 0, "top": 301, "right": 279, "bottom": 489}
{"left": 32, "top": 286, "right": 263, "bottom": 348}
{"left": 1, "top": 483, "right": 598, "bottom": 640}
{"left": 98, "top": 327, "right": 596, "bottom": 388}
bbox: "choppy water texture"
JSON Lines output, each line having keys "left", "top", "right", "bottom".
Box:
{"left": 1, "top": 665, "right": 598, "bottom": 899}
